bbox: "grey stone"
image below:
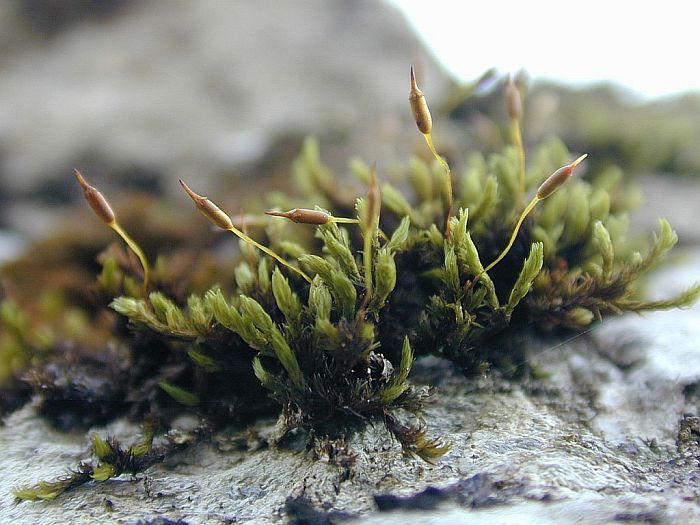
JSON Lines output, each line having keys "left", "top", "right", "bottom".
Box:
{"left": 632, "top": 175, "right": 700, "bottom": 246}
{"left": 0, "top": 230, "right": 25, "bottom": 263}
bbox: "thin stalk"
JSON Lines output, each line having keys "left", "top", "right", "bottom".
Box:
{"left": 362, "top": 165, "right": 381, "bottom": 301}
{"left": 472, "top": 196, "right": 540, "bottom": 286}
{"left": 226, "top": 227, "right": 312, "bottom": 284}
{"left": 179, "top": 179, "right": 312, "bottom": 284}
{"left": 110, "top": 222, "right": 151, "bottom": 293}
{"left": 423, "top": 133, "right": 453, "bottom": 235}
{"left": 510, "top": 119, "right": 526, "bottom": 202}
{"left": 363, "top": 228, "right": 374, "bottom": 297}
{"left": 470, "top": 154, "right": 587, "bottom": 287}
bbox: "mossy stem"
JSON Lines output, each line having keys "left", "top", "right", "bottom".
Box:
{"left": 226, "top": 227, "right": 312, "bottom": 284}
{"left": 363, "top": 228, "right": 373, "bottom": 297}
{"left": 473, "top": 196, "right": 540, "bottom": 285}
{"left": 362, "top": 210, "right": 378, "bottom": 299}
{"left": 422, "top": 133, "right": 453, "bottom": 235}
{"left": 110, "top": 222, "right": 150, "bottom": 294}
{"left": 362, "top": 165, "right": 381, "bottom": 300}
{"left": 510, "top": 119, "right": 526, "bottom": 202}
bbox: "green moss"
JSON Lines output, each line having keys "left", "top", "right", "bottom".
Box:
{"left": 6, "top": 71, "right": 700, "bottom": 501}
{"left": 12, "top": 425, "right": 205, "bottom": 501}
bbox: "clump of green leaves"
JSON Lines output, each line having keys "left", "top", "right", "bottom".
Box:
{"left": 109, "top": 202, "right": 447, "bottom": 459}
{"left": 332, "top": 135, "right": 700, "bottom": 373}
{"left": 406, "top": 208, "right": 545, "bottom": 373}
{"left": 0, "top": 300, "right": 51, "bottom": 413}
{"left": 528, "top": 218, "right": 700, "bottom": 328}
{"left": 0, "top": 300, "right": 54, "bottom": 386}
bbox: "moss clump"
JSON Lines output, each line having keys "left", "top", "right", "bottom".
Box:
{"left": 5, "top": 70, "right": 699, "bottom": 501}
{"left": 11, "top": 425, "right": 206, "bottom": 501}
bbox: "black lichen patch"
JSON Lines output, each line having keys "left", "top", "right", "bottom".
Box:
{"left": 135, "top": 518, "right": 192, "bottom": 525}
{"left": 0, "top": 382, "right": 32, "bottom": 418}
{"left": 25, "top": 346, "right": 131, "bottom": 430}
{"left": 284, "top": 495, "right": 354, "bottom": 525}
{"left": 374, "top": 473, "right": 526, "bottom": 511}
{"left": 613, "top": 510, "right": 663, "bottom": 524}
{"left": 682, "top": 381, "right": 700, "bottom": 407}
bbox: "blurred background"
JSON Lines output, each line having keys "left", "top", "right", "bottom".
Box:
{"left": 0, "top": 0, "right": 698, "bottom": 261}
{"left": 393, "top": 0, "right": 699, "bottom": 100}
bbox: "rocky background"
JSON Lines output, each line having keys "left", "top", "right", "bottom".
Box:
{"left": 0, "top": 0, "right": 449, "bottom": 246}
{"left": 1, "top": 1, "right": 700, "bottom": 524}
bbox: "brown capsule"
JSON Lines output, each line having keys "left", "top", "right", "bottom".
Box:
{"left": 505, "top": 75, "right": 522, "bottom": 121}
{"left": 536, "top": 154, "right": 588, "bottom": 199}
{"left": 179, "top": 179, "right": 234, "bottom": 230}
{"left": 265, "top": 208, "right": 331, "bottom": 225}
{"left": 409, "top": 67, "right": 433, "bottom": 135}
{"left": 73, "top": 169, "right": 115, "bottom": 225}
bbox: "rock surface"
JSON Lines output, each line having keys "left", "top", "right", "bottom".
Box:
{"left": 0, "top": 0, "right": 449, "bottom": 236}
{"left": 1, "top": 248, "right": 699, "bottom": 524}
{"left": 633, "top": 174, "right": 700, "bottom": 246}
{"left": 0, "top": 231, "right": 24, "bottom": 264}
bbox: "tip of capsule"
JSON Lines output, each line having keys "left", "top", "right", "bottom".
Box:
{"left": 505, "top": 74, "right": 518, "bottom": 97}
{"left": 369, "top": 161, "right": 378, "bottom": 182}
{"left": 570, "top": 154, "right": 588, "bottom": 170}
{"left": 504, "top": 74, "right": 523, "bottom": 121}
{"left": 179, "top": 179, "right": 199, "bottom": 201}
{"left": 410, "top": 66, "right": 419, "bottom": 93}
{"left": 73, "top": 169, "right": 89, "bottom": 190}
{"left": 264, "top": 210, "right": 290, "bottom": 218}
